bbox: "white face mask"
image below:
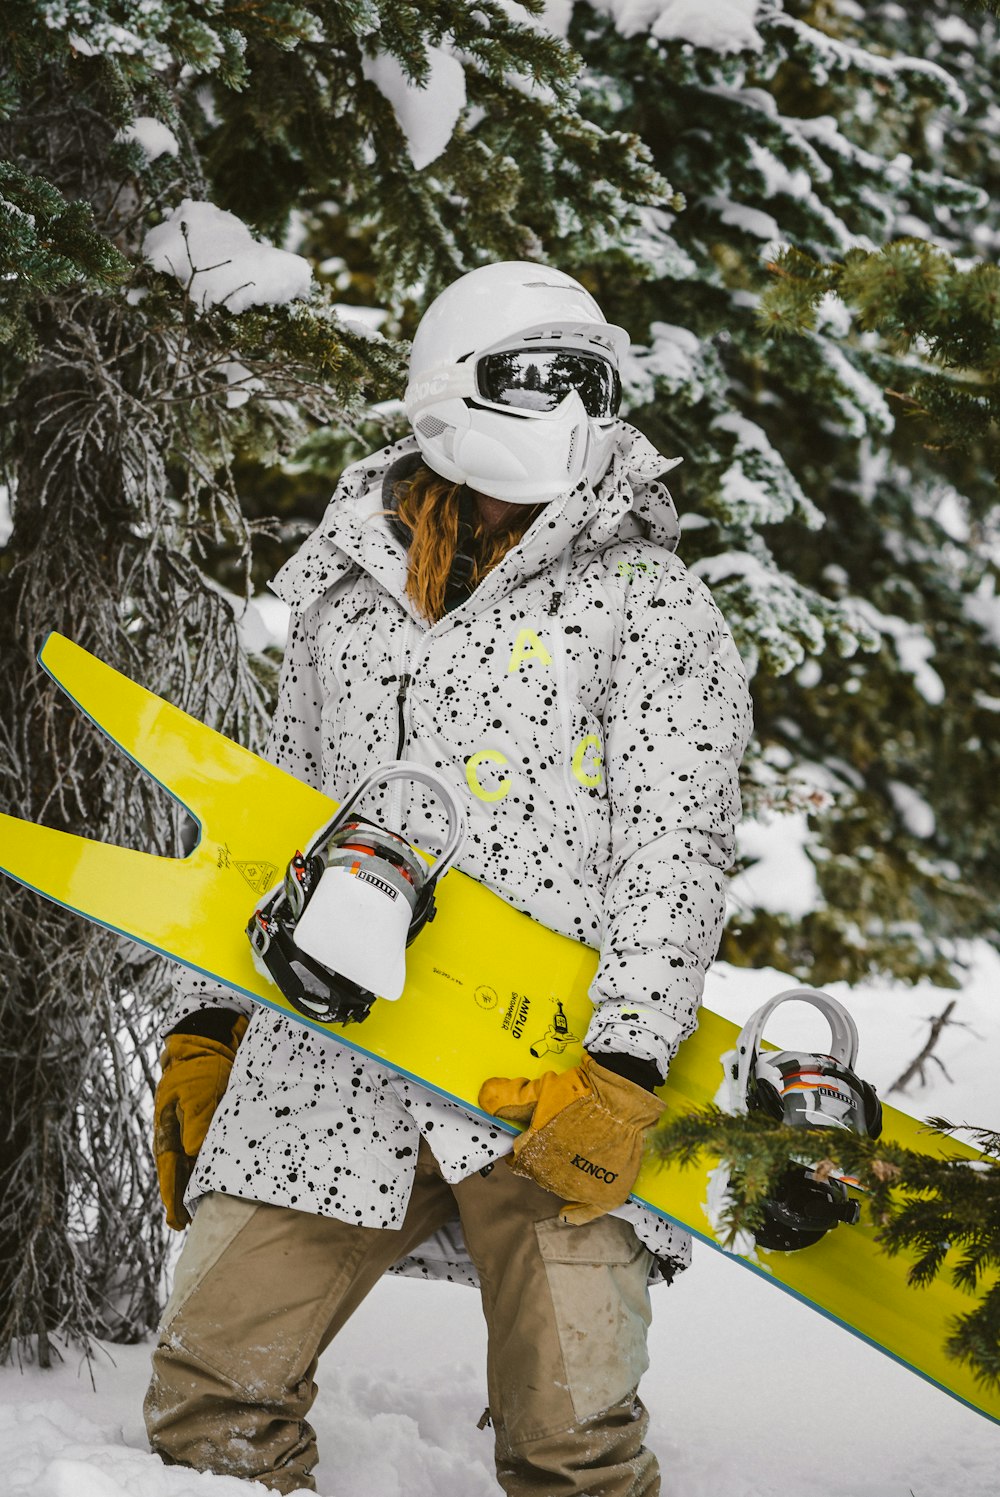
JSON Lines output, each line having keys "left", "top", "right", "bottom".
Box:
{"left": 414, "top": 390, "right": 622, "bottom": 503}
{"left": 440, "top": 392, "right": 619, "bottom": 502}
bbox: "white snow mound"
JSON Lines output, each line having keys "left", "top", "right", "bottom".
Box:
{"left": 362, "top": 48, "right": 466, "bottom": 171}
{"left": 598, "top": 0, "right": 763, "bottom": 52}
{"left": 115, "top": 118, "right": 179, "bottom": 161}
{"left": 143, "top": 201, "right": 313, "bottom": 314}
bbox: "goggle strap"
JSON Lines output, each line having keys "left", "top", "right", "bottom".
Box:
{"left": 404, "top": 364, "right": 475, "bottom": 416}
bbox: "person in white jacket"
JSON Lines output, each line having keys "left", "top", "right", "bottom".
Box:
{"left": 145, "top": 262, "right": 753, "bottom": 1497}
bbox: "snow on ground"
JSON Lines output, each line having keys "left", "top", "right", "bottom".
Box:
{"left": 2, "top": 951, "right": 999, "bottom": 1494}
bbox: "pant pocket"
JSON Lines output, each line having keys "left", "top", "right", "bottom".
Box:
{"left": 534, "top": 1214, "right": 653, "bottom": 1425}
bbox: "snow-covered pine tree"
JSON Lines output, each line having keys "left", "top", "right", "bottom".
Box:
{"left": 0, "top": 0, "right": 667, "bottom": 1363}
{"left": 556, "top": 0, "right": 999, "bottom": 987}
{"left": 753, "top": 0, "right": 1000, "bottom": 977}
{"left": 551, "top": 0, "right": 1000, "bottom": 1384}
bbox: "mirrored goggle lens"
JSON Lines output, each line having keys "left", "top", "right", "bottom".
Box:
{"left": 476, "top": 347, "right": 622, "bottom": 419}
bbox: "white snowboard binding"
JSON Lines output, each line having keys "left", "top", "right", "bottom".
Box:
{"left": 729, "top": 989, "right": 882, "bottom": 1251}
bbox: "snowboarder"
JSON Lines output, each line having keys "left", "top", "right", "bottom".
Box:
{"left": 145, "top": 261, "right": 753, "bottom": 1495}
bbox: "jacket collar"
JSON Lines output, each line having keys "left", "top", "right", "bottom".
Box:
{"left": 271, "top": 425, "right": 682, "bottom": 620}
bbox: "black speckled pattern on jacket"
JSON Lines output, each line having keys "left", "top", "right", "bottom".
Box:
{"left": 168, "top": 424, "right": 753, "bottom": 1284}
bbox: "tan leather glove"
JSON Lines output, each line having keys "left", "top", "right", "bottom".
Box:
{"left": 154, "top": 1012, "right": 248, "bottom": 1230}
{"left": 478, "top": 1054, "right": 666, "bottom": 1225}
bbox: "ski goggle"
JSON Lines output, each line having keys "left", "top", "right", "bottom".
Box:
{"left": 475, "top": 346, "right": 622, "bottom": 420}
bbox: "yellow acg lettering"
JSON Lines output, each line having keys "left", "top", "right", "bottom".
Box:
{"left": 617, "top": 559, "right": 658, "bottom": 578}
{"left": 466, "top": 749, "right": 512, "bottom": 802}
{"left": 507, "top": 629, "right": 553, "bottom": 673}
{"left": 571, "top": 734, "right": 604, "bottom": 788}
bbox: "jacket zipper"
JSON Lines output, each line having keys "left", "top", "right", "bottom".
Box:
{"left": 547, "top": 553, "right": 594, "bottom": 865}
{"left": 395, "top": 672, "right": 412, "bottom": 759}
{"left": 390, "top": 615, "right": 418, "bottom": 825}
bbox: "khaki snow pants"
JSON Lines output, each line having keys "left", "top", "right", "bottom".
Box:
{"left": 144, "top": 1137, "right": 659, "bottom": 1496}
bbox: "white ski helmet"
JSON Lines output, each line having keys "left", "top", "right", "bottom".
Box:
{"left": 404, "top": 261, "right": 630, "bottom": 504}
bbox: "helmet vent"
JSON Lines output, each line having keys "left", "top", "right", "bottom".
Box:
{"left": 417, "top": 415, "right": 448, "bottom": 438}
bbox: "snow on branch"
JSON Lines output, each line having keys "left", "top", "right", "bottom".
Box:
{"left": 848, "top": 599, "right": 946, "bottom": 705}
{"left": 114, "top": 117, "right": 179, "bottom": 161}
{"left": 693, "top": 545, "right": 880, "bottom": 677}
{"left": 765, "top": 11, "right": 968, "bottom": 111}
{"left": 361, "top": 46, "right": 467, "bottom": 171}
{"left": 710, "top": 410, "right": 822, "bottom": 529}
{"left": 597, "top": 0, "right": 764, "bottom": 54}
{"left": 143, "top": 200, "right": 313, "bottom": 314}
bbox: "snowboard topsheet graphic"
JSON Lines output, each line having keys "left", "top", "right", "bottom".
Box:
{"left": 1, "top": 633, "right": 995, "bottom": 1427}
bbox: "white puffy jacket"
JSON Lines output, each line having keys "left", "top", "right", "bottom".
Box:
{"left": 169, "top": 425, "right": 752, "bottom": 1283}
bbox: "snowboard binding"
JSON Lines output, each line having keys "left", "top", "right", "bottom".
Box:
{"left": 731, "top": 989, "right": 882, "bottom": 1252}
{"left": 248, "top": 761, "right": 467, "bottom": 1026}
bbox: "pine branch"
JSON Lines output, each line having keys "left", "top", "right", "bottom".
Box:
{"left": 652, "top": 1106, "right": 1000, "bottom": 1387}
{"left": 757, "top": 241, "right": 1000, "bottom": 469}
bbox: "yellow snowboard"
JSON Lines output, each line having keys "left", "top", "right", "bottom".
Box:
{"left": 0, "top": 633, "right": 995, "bottom": 1427}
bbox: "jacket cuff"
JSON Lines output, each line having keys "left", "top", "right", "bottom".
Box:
{"left": 164, "top": 967, "right": 255, "bottom": 1039}
{"left": 587, "top": 1051, "right": 663, "bottom": 1093}
{"left": 583, "top": 1003, "right": 686, "bottom": 1079}
{"left": 165, "top": 1008, "right": 247, "bottom": 1045}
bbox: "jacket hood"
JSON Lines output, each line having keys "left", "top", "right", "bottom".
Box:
{"left": 271, "top": 423, "right": 682, "bottom": 617}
